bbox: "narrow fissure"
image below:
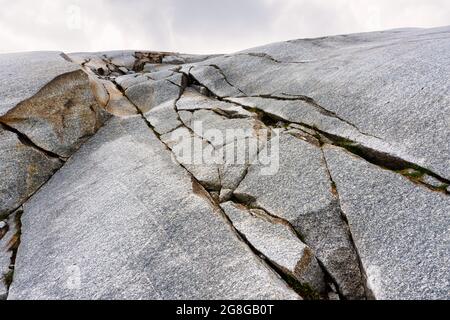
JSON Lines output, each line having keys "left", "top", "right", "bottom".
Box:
{"left": 206, "top": 64, "right": 247, "bottom": 97}
{"left": 240, "top": 93, "right": 378, "bottom": 138}
{"left": 236, "top": 52, "right": 316, "bottom": 65}
{"left": 71, "top": 53, "right": 448, "bottom": 301}
{"left": 320, "top": 147, "right": 375, "bottom": 300}
{"left": 0, "top": 122, "right": 64, "bottom": 161}
{"left": 220, "top": 96, "right": 450, "bottom": 194}
{"left": 110, "top": 68, "right": 308, "bottom": 298}
{"left": 318, "top": 131, "right": 450, "bottom": 194}
{"left": 181, "top": 68, "right": 449, "bottom": 193}
{"left": 136, "top": 106, "right": 307, "bottom": 299}
{"left": 228, "top": 194, "right": 344, "bottom": 300}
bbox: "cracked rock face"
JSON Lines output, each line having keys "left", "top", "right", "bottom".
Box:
{"left": 1, "top": 27, "right": 449, "bottom": 300}
{"left": 7, "top": 117, "right": 298, "bottom": 300}
{"left": 324, "top": 146, "right": 450, "bottom": 300}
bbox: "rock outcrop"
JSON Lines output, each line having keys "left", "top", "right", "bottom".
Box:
{"left": 0, "top": 27, "right": 449, "bottom": 300}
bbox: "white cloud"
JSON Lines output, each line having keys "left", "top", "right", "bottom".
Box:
{"left": 0, "top": 0, "right": 448, "bottom": 54}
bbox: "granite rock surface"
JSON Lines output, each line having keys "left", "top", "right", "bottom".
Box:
{"left": 1, "top": 27, "right": 449, "bottom": 300}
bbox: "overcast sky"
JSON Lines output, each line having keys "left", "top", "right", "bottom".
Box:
{"left": 1, "top": 0, "right": 449, "bottom": 54}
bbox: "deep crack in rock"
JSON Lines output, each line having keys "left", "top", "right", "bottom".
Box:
{"left": 320, "top": 147, "right": 375, "bottom": 300}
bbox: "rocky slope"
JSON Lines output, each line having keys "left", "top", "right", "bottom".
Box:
{"left": 0, "top": 26, "right": 449, "bottom": 300}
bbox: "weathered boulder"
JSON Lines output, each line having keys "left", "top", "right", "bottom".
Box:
{"left": 1, "top": 70, "right": 109, "bottom": 158}
{"left": 90, "top": 78, "right": 138, "bottom": 117}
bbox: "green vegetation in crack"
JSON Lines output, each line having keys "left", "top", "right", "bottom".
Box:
{"left": 282, "top": 271, "right": 322, "bottom": 300}
{"left": 398, "top": 168, "right": 425, "bottom": 180}
{"left": 435, "top": 183, "right": 449, "bottom": 193}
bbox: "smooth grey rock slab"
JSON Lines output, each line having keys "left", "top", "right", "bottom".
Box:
{"left": 221, "top": 202, "right": 326, "bottom": 295}
{"left": 235, "top": 133, "right": 330, "bottom": 221}
{"left": 178, "top": 110, "right": 193, "bottom": 127}
{"left": 0, "top": 52, "right": 80, "bottom": 116}
{"left": 323, "top": 145, "right": 450, "bottom": 300}
{"left": 8, "top": 117, "right": 298, "bottom": 300}
{"left": 0, "top": 127, "right": 62, "bottom": 217}
{"left": 1, "top": 69, "right": 109, "bottom": 158}
{"left": 234, "top": 133, "right": 365, "bottom": 299}
{"left": 179, "top": 54, "right": 222, "bottom": 64}
{"left": 238, "top": 28, "right": 427, "bottom": 63}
